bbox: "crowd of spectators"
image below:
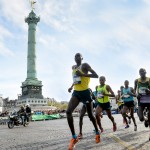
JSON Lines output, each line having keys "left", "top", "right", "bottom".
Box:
{"left": 0, "top": 109, "right": 67, "bottom": 116}
{"left": 0, "top": 111, "right": 9, "bottom": 117}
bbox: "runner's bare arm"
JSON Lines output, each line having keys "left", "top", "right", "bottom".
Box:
{"left": 145, "top": 79, "right": 150, "bottom": 94}
{"left": 103, "top": 85, "right": 115, "bottom": 97}
{"left": 68, "top": 83, "right": 74, "bottom": 93}
{"left": 68, "top": 66, "right": 76, "bottom": 93}
{"left": 128, "top": 87, "right": 136, "bottom": 97}
{"left": 115, "top": 96, "right": 119, "bottom": 104}
{"left": 116, "top": 95, "right": 121, "bottom": 103}
{"left": 134, "top": 79, "right": 138, "bottom": 93}
{"left": 76, "top": 63, "right": 98, "bottom": 78}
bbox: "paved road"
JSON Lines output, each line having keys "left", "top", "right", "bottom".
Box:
{"left": 0, "top": 114, "right": 149, "bottom": 150}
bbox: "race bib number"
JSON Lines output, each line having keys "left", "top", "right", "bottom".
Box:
{"left": 97, "top": 92, "right": 104, "bottom": 98}
{"left": 73, "top": 74, "right": 81, "bottom": 85}
{"left": 139, "top": 87, "right": 147, "bottom": 95}
{"left": 123, "top": 94, "right": 130, "bottom": 98}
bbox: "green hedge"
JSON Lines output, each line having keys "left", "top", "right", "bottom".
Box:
{"left": 32, "top": 114, "right": 61, "bottom": 121}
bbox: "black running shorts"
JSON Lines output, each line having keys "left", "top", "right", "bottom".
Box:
{"left": 72, "top": 89, "right": 92, "bottom": 104}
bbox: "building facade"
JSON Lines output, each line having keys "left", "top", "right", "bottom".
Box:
{"left": 0, "top": 96, "right": 3, "bottom": 113}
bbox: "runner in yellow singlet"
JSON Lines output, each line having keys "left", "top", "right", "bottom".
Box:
{"left": 116, "top": 90, "right": 124, "bottom": 115}
{"left": 95, "top": 76, "right": 117, "bottom": 132}
{"left": 116, "top": 89, "right": 131, "bottom": 125}
{"left": 66, "top": 53, "right": 100, "bottom": 150}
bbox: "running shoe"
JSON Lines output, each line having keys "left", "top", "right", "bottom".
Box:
{"left": 68, "top": 138, "right": 79, "bottom": 150}
{"left": 95, "top": 134, "right": 100, "bottom": 143}
{"left": 125, "top": 124, "right": 129, "bottom": 129}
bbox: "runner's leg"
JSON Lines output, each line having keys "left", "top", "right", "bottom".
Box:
{"left": 130, "top": 107, "right": 137, "bottom": 126}
{"left": 95, "top": 105, "right": 103, "bottom": 131}
{"left": 78, "top": 105, "right": 86, "bottom": 137}
{"left": 138, "top": 106, "right": 144, "bottom": 122}
{"left": 106, "top": 109, "right": 117, "bottom": 132}
{"left": 130, "top": 107, "right": 137, "bottom": 131}
{"left": 86, "top": 102, "right": 99, "bottom": 133}
{"left": 86, "top": 101, "right": 100, "bottom": 143}
{"left": 122, "top": 106, "right": 129, "bottom": 128}
{"left": 66, "top": 96, "right": 80, "bottom": 136}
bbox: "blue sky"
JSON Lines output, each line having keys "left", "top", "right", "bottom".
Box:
{"left": 0, "top": 0, "right": 150, "bottom": 101}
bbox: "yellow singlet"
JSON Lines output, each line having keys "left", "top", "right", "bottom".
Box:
{"left": 72, "top": 65, "right": 90, "bottom": 91}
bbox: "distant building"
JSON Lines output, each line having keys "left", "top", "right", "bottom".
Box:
{"left": 1, "top": 97, "right": 17, "bottom": 112}
{"left": 0, "top": 96, "right": 57, "bottom": 113}
{"left": 0, "top": 96, "right": 3, "bottom": 113}
{"left": 17, "top": 96, "right": 48, "bottom": 107}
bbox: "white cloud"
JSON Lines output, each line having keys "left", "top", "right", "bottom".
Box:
{"left": 0, "top": 81, "right": 20, "bottom": 99}
{"left": 0, "top": 25, "right": 13, "bottom": 40}
{"left": 143, "top": 0, "right": 150, "bottom": 5}
{"left": 0, "top": 42, "right": 14, "bottom": 56}
{"left": 0, "top": 25, "right": 14, "bottom": 56}
{"left": 37, "top": 0, "right": 75, "bottom": 33}
{"left": 36, "top": 0, "right": 95, "bottom": 33}
{"left": 0, "top": 0, "right": 29, "bottom": 30}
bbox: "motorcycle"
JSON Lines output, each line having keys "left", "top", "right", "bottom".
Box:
{"left": 8, "top": 112, "right": 29, "bottom": 129}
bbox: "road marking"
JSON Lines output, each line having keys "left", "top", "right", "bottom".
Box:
{"left": 109, "top": 133, "right": 136, "bottom": 150}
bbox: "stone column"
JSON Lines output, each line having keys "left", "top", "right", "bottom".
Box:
{"left": 21, "top": 10, "right": 43, "bottom": 99}
{"left": 25, "top": 11, "right": 40, "bottom": 80}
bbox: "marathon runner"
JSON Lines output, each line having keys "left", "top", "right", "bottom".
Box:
{"left": 118, "top": 86, "right": 131, "bottom": 125}
{"left": 122, "top": 80, "right": 137, "bottom": 131}
{"left": 116, "top": 90, "right": 124, "bottom": 121}
{"left": 66, "top": 53, "right": 100, "bottom": 150}
{"left": 134, "top": 68, "right": 150, "bottom": 127}
{"left": 95, "top": 76, "right": 117, "bottom": 133}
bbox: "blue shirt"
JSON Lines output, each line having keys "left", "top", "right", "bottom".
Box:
{"left": 122, "top": 87, "right": 134, "bottom": 102}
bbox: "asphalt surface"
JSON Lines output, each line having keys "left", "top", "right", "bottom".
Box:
{"left": 0, "top": 114, "right": 150, "bottom": 150}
